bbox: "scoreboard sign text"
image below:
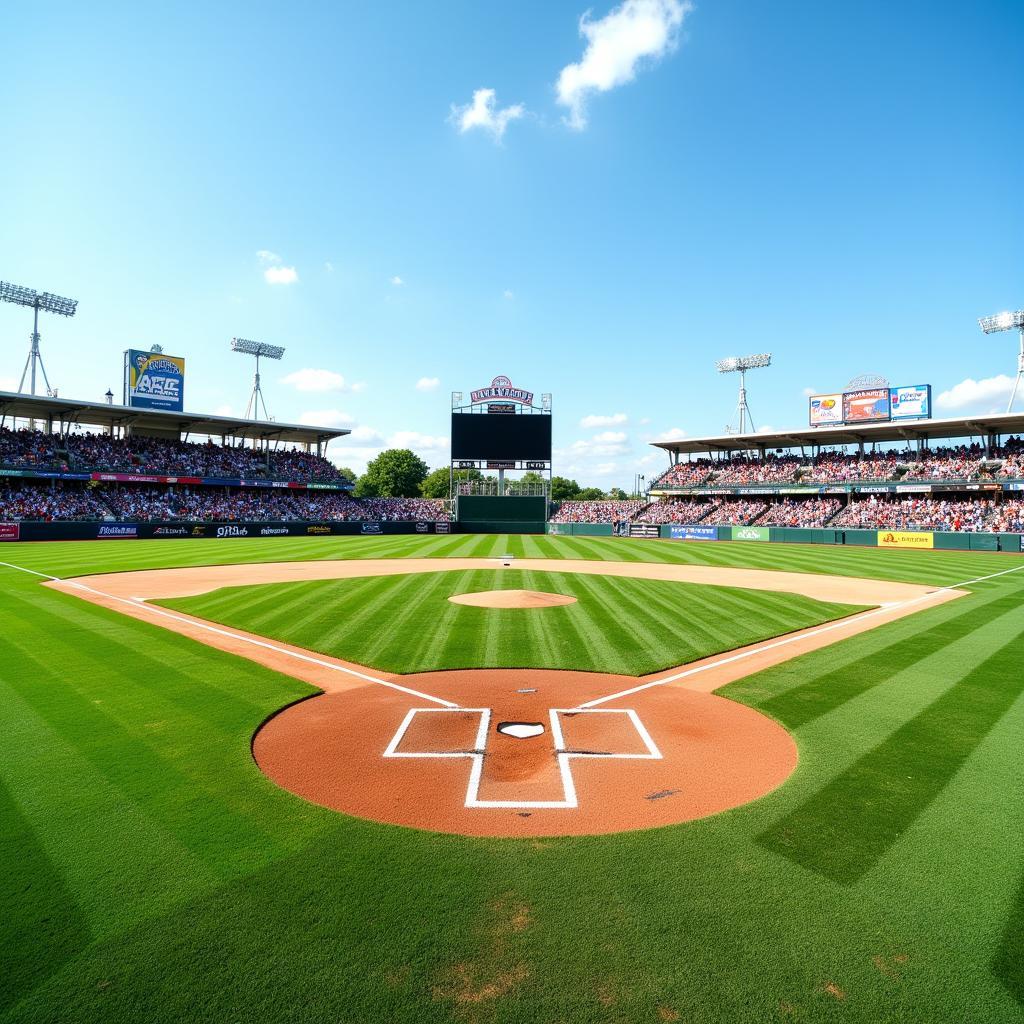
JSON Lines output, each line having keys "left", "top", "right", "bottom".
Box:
{"left": 470, "top": 376, "right": 534, "bottom": 406}
{"left": 125, "top": 349, "right": 186, "bottom": 412}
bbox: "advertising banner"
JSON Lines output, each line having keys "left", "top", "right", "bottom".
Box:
{"left": 843, "top": 388, "right": 891, "bottom": 423}
{"left": 628, "top": 523, "right": 660, "bottom": 538}
{"left": 877, "top": 530, "right": 934, "bottom": 549}
{"left": 669, "top": 525, "right": 717, "bottom": 541}
{"left": 808, "top": 393, "right": 843, "bottom": 426}
{"left": 125, "top": 349, "right": 186, "bottom": 411}
{"left": 732, "top": 526, "right": 770, "bottom": 542}
{"left": 0, "top": 523, "right": 20, "bottom": 541}
{"left": 890, "top": 384, "right": 932, "bottom": 421}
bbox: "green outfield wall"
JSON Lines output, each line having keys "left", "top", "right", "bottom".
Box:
{"left": 457, "top": 495, "right": 547, "bottom": 523}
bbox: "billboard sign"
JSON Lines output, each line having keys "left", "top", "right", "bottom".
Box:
{"left": 877, "top": 530, "right": 934, "bottom": 549}
{"left": 732, "top": 526, "right": 770, "bottom": 541}
{"left": 808, "top": 393, "right": 843, "bottom": 426}
{"left": 669, "top": 525, "right": 717, "bottom": 541}
{"left": 889, "top": 384, "right": 932, "bottom": 421}
{"left": 0, "top": 523, "right": 20, "bottom": 541}
{"left": 470, "top": 376, "right": 534, "bottom": 406}
{"left": 843, "top": 388, "right": 890, "bottom": 423}
{"left": 125, "top": 350, "right": 185, "bottom": 411}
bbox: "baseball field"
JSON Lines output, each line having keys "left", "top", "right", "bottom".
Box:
{"left": 2, "top": 534, "right": 1023, "bottom": 1023}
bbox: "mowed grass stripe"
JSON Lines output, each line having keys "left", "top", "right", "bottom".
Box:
{"left": 759, "top": 622, "right": 1024, "bottom": 883}
{"left": 160, "top": 570, "right": 865, "bottom": 677}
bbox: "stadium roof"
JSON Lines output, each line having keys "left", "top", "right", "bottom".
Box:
{"left": 0, "top": 391, "right": 349, "bottom": 446}
{"left": 651, "top": 412, "right": 1024, "bottom": 456}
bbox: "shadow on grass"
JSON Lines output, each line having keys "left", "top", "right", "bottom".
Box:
{"left": 994, "top": 870, "right": 1024, "bottom": 1007}
{"left": 0, "top": 776, "right": 92, "bottom": 1016}
{"left": 758, "top": 625, "right": 1024, "bottom": 883}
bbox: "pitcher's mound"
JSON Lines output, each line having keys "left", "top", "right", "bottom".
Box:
{"left": 449, "top": 589, "right": 577, "bottom": 609}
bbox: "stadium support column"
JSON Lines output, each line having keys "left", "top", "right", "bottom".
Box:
{"left": 498, "top": 467, "right": 506, "bottom": 496}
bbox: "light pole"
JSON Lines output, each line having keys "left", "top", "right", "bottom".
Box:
{"left": 978, "top": 310, "right": 1024, "bottom": 413}
{"left": 230, "top": 338, "right": 286, "bottom": 420}
{"left": 0, "top": 281, "right": 78, "bottom": 395}
{"left": 715, "top": 353, "right": 772, "bottom": 434}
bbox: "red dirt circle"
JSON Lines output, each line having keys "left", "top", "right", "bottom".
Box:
{"left": 253, "top": 667, "right": 797, "bottom": 838}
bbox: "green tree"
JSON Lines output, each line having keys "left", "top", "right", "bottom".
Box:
{"left": 336, "top": 466, "right": 357, "bottom": 486}
{"left": 519, "top": 471, "right": 546, "bottom": 486}
{"left": 355, "top": 449, "right": 429, "bottom": 497}
{"left": 606, "top": 487, "right": 629, "bottom": 500}
{"left": 549, "top": 476, "right": 582, "bottom": 502}
{"left": 577, "top": 487, "right": 605, "bottom": 500}
{"left": 420, "top": 466, "right": 483, "bottom": 498}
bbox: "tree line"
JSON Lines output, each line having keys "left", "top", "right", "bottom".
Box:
{"left": 339, "top": 448, "right": 632, "bottom": 502}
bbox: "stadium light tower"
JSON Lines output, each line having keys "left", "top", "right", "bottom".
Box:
{"left": 230, "top": 337, "right": 286, "bottom": 420}
{"left": 979, "top": 309, "right": 1024, "bottom": 413}
{"left": 0, "top": 281, "right": 78, "bottom": 395}
{"left": 715, "top": 353, "right": 772, "bottom": 434}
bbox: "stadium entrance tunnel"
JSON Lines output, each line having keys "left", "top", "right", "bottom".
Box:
{"left": 253, "top": 667, "right": 798, "bottom": 838}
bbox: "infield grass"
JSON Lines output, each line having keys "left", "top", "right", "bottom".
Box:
{"left": 157, "top": 569, "right": 867, "bottom": 676}
{"left": 1, "top": 536, "right": 1023, "bottom": 1024}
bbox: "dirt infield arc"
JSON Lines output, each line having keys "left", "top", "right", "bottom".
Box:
{"left": 46, "top": 558, "right": 965, "bottom": 837}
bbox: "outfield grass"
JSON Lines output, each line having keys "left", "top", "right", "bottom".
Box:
{"left": 157, "top": 568, "right": 866, "bottom": 676}
{"left": 1, "top": 536, "right": 1023, "bottom": 1023}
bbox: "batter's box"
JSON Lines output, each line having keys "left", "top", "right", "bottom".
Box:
{"left": 383, "top": 707, "right": 661, "bottom": 810}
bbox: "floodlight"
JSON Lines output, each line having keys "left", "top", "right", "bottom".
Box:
{"left": 230, "top": 337, "right": 286, "bottom": 419}
{"left": 0, "top": 279, "right": 79, "bottom": 395}
{"left": 714, "top": 353, "right": 773, "bottom": 433}
{"left": 978, "top": 308, "right": 1024, "bottom": 412}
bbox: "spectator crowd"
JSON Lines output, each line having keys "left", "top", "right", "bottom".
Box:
{"left": 550, "top": 500, "right": 646, "bottom": 524}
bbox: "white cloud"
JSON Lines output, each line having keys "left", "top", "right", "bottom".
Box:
{"left": 282, "top": 368, "right": 349, "bottom": 393}
{"left": 654, "top": 426, "right": 687, "bottom": 441}
{"left": 264, "top": 265, "right": 298, "bottom": 285}
{"left": 802, "top": 386, "right": 818, "bottom": 397}
{"left": 390, "top": 275, "right": 404, "bottom": 286}
{"left": 556, "top": 0, "right": 691, "bottom": 130}
{"left": 325, "top": 261, "right": 335, "bottom": 273}
{"left": 595, "top": 462, "right": 619, "bottom": 476}
{"left": 936, "top": 375, "right": 1015, "bottom": 414}
{"left": 638, "top": 452, "right": 662, "bottom": 466}
{"left": 350, "top": 381, "right": 367, "bottom": 393}
{"left": 757, "top": 424, "right": 776, "bottom": 434}
{"left": 580, "top": 412, "right": 628, "bottom": 428}
{"left": 593, "top": 430, "right": 627, "bottom": 443}
{"left": 0, "top": 375, "right": 18, "bottom": 392}
{"left": 350, "top": 425, "right": 385, "bottom": 444}
{"left": 213, "top": 403, "right": 235, "bottom": 417}
{"left": 503, "top": 289, "right": 515, "bottom": 300}
{"left": 389, "top": 431, "right": 449, "bottom": 451}
{"left": 639, "top": 416, "right": 651, "bottom": 425}
{"left": 298, "top": 409, "right": 355, "bottom": 428}
{"left": 450, "top": 88, "right": 525, "bottom": 141}
{"left": 256, "top": 249, "right": 280, "bottom": 265}
{"left": 569, "top": 437, "right": 630, "bottom": 458}
{"left": 415, "top": 376, "right": 440, "bottom": 392}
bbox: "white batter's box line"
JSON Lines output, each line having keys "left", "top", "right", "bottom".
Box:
{"left": 383, "top": 706, "right": 662, "bottom": 810}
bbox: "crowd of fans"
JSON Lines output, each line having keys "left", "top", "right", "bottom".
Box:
{"left": 1, "top": 481, "right": 453, "bottom": 523}
{"left": 756, "top": 498, "right": 844, "bottom": 528}
{"left": 0, "top": 427, "right": 346, "bottom": 482}
{"left": 550, "top": 500, "right": 646, "bottom": 524}
{"left": 632, "top": 499, "right": 718, "bottom": 524}
{"left": 701, "top": 500, "right": 770, "bottom": 526}
{"left": 831, "top": 497, "right": 1005, "bottom": 533}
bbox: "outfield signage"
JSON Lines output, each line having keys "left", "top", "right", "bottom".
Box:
{"left": 470, "top": 375, "right": 534, "bottom": 406}
{"left": 628, "top": 523, "right": 660, "bottom": 538}
{"left": 0, "top": 523, "right": 20, "bottom": 541}
{"left": 124, "top": 349, "right": 186, "bottom": 412}
{"left": 732, "top": 526, "right": 770, "bottom": 541}
{"left": 877, "top": 530, "right": 934, "bottom": 549}
{"left": 669, "top": 525, "right": 717, "bottom": 541}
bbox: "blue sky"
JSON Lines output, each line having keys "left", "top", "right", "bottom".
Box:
{"left": 1, "top": 0, "right": 1022, "bottom": 485}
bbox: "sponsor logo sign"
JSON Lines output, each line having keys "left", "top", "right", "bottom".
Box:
{"left": 669, "top": 525, "right": 717, "bottom": 541}
{"left": 487, "top": 403, "right": 516, "bottom": 415}
{"left": 435, "top": 522, "right": 451, "bottom": 534}
{"left": 890, "top": 384, "right": 932, "bottom": 421}
{"left": 415, "top": 522, "right": 430, "bottom": 533}
{"left": 191, "top": 526, "right": 208, "bottom": 536}
{"left": 152, "top": 526, "right": 189, "bottom": 537}
{"left": 360, "top": 522, "right": 383, "bottom": 535}
{"left": 125, "top": 349, "right": 186, "bottom": 412}
{"left": 216, "top": 525, "right": 249, "bottom": 537}
{"left": 808, "top": 393, "right": 843, "bottom": 426}
{"left": 0, "top": 523, "right": 20, "bottom": 541}
{"left": 525, "top": 461, "right": 547, "bottom": 470}
{"left": 97, "top": 524, "right": 139, "bottom": 538}
{"left": 470, "top": 375, "right": 534, "bottom": 406}
{"left": 306, "top": 525, "right": 331, "bottom": 535}
{"left": 628, "top": 523, "right": 660, "bottom": 538}
{"left": 733, "top": 526, "right": 770, "bottom": 541}
{"left": 877, "top": 530, "right": 934, "bottom": 549}
{"left": 486, "top": 461, "right": 516, "bottom": 470}
{"left": 260, "top": 526, "right": 289, "bottom": 535}
{"left": 843, "top": 388, "right": 891, "bottom": 423}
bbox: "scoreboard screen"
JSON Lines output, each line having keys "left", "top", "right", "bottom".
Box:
{"left": 451, "top": 412, "right": 552, "bottom": 461}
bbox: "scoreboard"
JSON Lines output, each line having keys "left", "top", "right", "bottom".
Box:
{"left": 450, "top": 412, "right": 552, "bottom": 461}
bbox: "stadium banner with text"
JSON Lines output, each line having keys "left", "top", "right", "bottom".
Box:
{"left": 877, "top": 530, "right": 934, "bottom": 549}
{"left": 808, "top": 393, "right": 843, "bottom": 426}
{"left": 628, "top": 523, "right": 660, "bottom": 538}
{"left": 731, "top": 526, "right": 770, "bottom": 542}
{"left": 669, "top": 525, "right": 717, "bottom": 541}
{"left": 843, "top": 388, "right": 891, "bottom": 423}
{"left": 124, "top": 349, "right": 186, "bottom": 411}
{"left": 0, "top": 523, "right": 20, "bottom": 541}
{"left": 889, "top": 384, "right": 932, "bottom": 421}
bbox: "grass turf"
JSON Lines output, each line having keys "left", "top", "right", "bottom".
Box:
{"left": 156, "top": 568, "right": 867, "bottom": 676}
{"left": 1, "top": 536, "right": 1023, "bottom": 1023}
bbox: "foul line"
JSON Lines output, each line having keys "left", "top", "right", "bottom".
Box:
{"left": 0, "top": 560, "right": 458, "bottom": 709}
{"left": 576, "top": 561, "right": 1024, "bottom": 710}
